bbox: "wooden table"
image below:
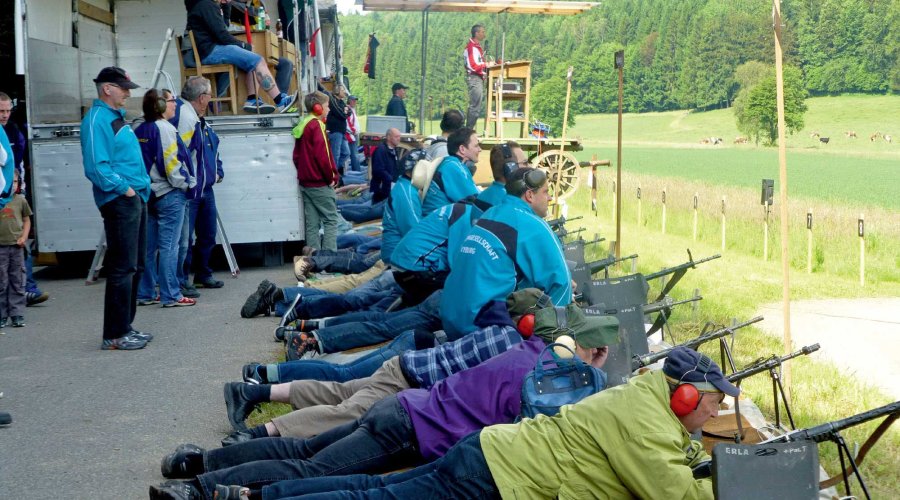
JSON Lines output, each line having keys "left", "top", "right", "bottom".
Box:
{"left": 232, "top": 30, "right": 297, "bottom": 113}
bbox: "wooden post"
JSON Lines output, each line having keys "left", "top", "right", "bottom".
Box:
{"left": 859, "top": 214, "right": 865, "bottom": 286}
{"left": 692, "top": 193, "right": 699, "bottom": 242}
{"left": 774, "top": 0, "right": 793, "bottom": 398}
{"left": 615, "top": 50, "right": 624, "bottom": 259}
{"left": 763, "top": 206, "right": 769, "bottom": 261}
{"left": 611, "top": 181, "right": 617, "bottom": 222}
{"left": 806, "top": 210, "right": 813, "bottom": 273}
{"left": 721, "top": 195, "right": 726, "bottom": 251}
{"left": 591, "top": 154, "right": 598, "bottom": 214}
{"left": 636, "top": 187, "right": 642, "bottom": 226}
{"left": 661, "top": 188, "right": 667, "bottom": 235}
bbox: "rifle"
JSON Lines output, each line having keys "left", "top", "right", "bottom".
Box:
{"left": 644, "top": 250, "right": 720, "bottom": 303}
{"left": 555, "top": 226, "right": 585, "bottom": 239}
{"left": 643, "top": 295, "right": 702, "bottom": 315}
{"left": 727, "top": 344, "right": 819, "bottom": 383}
{"left": 546, "top": 215, "right": 583, "bottom": 230}
{"left": 586, "top": 253, "right": 639, "bottom": 275}
{"left": 632, "top": 316, "right": 763, "bottom": 369}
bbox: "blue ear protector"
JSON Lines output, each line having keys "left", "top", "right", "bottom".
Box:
{"left": 501, "top": 143, "right": 519, "bottom": 178}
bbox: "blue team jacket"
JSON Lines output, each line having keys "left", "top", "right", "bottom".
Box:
{"left": 391, "top": 202, "right": 483, "bottom": 273}
{"left": 381, "top": 177, "right": 423, "bottom": 265}
{"left": 440, "top": 195, "right": 572, "bottom": 338}
{"left": 421, "top": 155, "right": 478, "bottom": 216}
{"left": 0, "top": 127, "right": 13, "bottom": 209}
{"left": 476, "top": 182, "right": 507, "bottom": 208}
{"left": 80, "top": 100, "right": 151, "bottom": 208}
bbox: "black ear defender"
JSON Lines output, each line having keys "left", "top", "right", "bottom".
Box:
{"left": 501, "top": 142, "right": 519, "bottom": 179}
{"left": 156, "top": 97, "right": 168, "bottom": 114}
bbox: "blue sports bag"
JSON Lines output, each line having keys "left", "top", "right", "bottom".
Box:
{"left": 520, "top": 343, "right": 605, "bottom": 419}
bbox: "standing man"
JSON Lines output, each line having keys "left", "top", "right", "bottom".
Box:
{"left": 385, "top": 83, "right": 410, "bottom": 133}
{"left": 369, "top": 127, "right": 401, "bottom": 204}
{"left": 0, "top": 93, "right": 49, "bottom": 306}
{"left": 80, "top": 67, "right": 152, "bottom": 350}
{"left": 325, "top": 85, "right": 350, "bottom": 177}
{"left": 345, "top": 95, "right": 361, "bottom": 173}
{"left": 440, "top": 167, "right": 571, "bottom": 338}
{"left": 464, "top": 24, "right": 489, "bottom": 129}
{"left": 172, "top": 76, "right": 226, "bottom": 291}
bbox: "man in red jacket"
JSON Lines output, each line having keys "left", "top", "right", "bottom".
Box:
{"left": 292, "top": 92, "right": 340, "bottom": 250}
{"left": 464, "top": 24, "right": 489, "bottom": 129}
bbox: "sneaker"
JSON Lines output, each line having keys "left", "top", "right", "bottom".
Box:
{"left": 221, "top": 430, "right": 252, "bottom": 447}
{"left": 149, "top": 480, "right": 201, "bottom": 500}
{"left": 293, "top": 256, "right": 314, "bottom": 281}
{"left": 223, "top": 382, "right": 258, "bottom": 432}
{"left": 242, "top": 97, "right": 275, "bottom": 114}
{"left": 274, "top": 319, "right": 317, "bottom": 343}
{"left": 163, "top": 297, "right": 197, "bottom": 308}
{"left": 213, "top": 485, "right": 250, "bottom": 500}
{"left": 138, "top": 296, "right": 161, "bottom": 306}
{"left": 276, "top": 93, "right": 297, "bottom": 113}
{"left": 0, "top": 318, "right": 7, "bottom": 329}
{"left": 101, "top": 334, "right": 148, "bottom": 351}
{"left": 241, "top": 363, "right": 264, "bottom": 385}
{"left": 194, "top": 277, "right": 224, "bottom": 289}
{"left": 285, "top": 331, "right": 319, "bottom": 361}
{"left": 130, "top": 329, "right": 154, "bottom": 342}
{"left": 161, "top": 443, "right": 205, "bottom": 479}
{"left": 240, "top": 280, "right": 277, "bottom": 318}
{"left": 25, "top": 291, "right": 49, "bottom": 306}
{"left": 0, "top": 411, "right": 10, "bottom": 426}
{"left": 11, "top": 316, "right": 25, "bottom": 328}
{"left": 181, "top": 284, "right": 201, "bottom": 298}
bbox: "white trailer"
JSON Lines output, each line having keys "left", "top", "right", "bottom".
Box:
{"left": 16, "top": 0, "right": 343, "bottom": 255}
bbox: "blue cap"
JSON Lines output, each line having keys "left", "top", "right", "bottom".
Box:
{"left": 663, "top": 347, "right": 740, "bottom": 397}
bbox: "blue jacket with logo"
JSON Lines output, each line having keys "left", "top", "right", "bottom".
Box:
{"left": 421, "top": 155, "right": 478, "bottom": 216}
{"left": 391, "top": 202, "right": 482, "bottom": 273}
{"left": 134, "top": 119, "right": 196, "bottom": 199}
{"left": 440, "top": 195, "right": 572, "bottom": 338}
{"left": 381, "top": 176, "right": 422, "bottom": 265}
{"left": 0, "top": 126, "right": 13, "bottom": 208}
{"left": 170, "top": 99, "right": 223, "bottom": 197}
{"left": 477, "top": 181, "right": 507, "bottom": 208}
{"left": 80, "top": 100, "right": 151, "bottom": 208}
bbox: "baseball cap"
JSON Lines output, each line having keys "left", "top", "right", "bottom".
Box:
{"left": 663, "top": 347, "right": 740, "bottom": 397}
{"left": 533, "top": 304, "right": 619, "bottom": 348}
{"left": 401, "top": 149, "right": 428, "bottom": 172}
{"left": 347, "top": 95, "right": 358, "bottom": 101}
{"left": 93, "top": 67, "right": 140, "bottom": 89}
{"left": 392, "top": 83, "right": 409, "bottom": 92}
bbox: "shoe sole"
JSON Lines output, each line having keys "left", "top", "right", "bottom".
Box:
{"left": 26, "top": 295, "right": 49, "bottom": 306}
{"left": 223, "top": 383, "right": 249, "bottom": 432}
{"left": 101, "top": 342, "right": 147, "bottom": 351}
{"left": 194, "top": 282, "right": 224, "bottom": 289}
{"left": 242, "top": 105, "right": 275, "bottom": 114}
{"left": 162, "top": 302, "right": 195, "bottom": 307}
{"left": 138, "top": 301, "right": 161, "bottom": 306}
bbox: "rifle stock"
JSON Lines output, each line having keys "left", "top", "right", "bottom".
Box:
{"left": 632, "top": 316, "right": 763, "bottom": 369}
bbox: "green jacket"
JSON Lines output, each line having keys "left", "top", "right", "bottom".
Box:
{"left": 480, "top": 370, "right": 713, "bottom": 499}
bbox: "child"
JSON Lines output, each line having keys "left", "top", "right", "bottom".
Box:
{"left": 0, "top": 172, "right": 31, "bottom": 327}
{"left": 292, "top": 91, "right": 341, "bottom": 251}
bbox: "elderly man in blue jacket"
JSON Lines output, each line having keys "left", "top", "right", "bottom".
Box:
{"left": 440, "top": 167, "right": 572, "bottom": 338}
{"left": 80, "top": 67, "right": 152, "bottom": 351}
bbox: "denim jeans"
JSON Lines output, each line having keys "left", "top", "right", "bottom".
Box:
{"left": 274, "top": 287, "right": 328, "bottom": 317}
{"left": 185, "top": 187, "right": 217, "bottom": 283}
{"left": 328, "top": 132, "right": 350, "bottom": 174}
{"left": 347, "top": 139, "right": 361, "bottom": 172}
{"left": 336, "top": 191, "right": 373, "bottom": 207}
{"left": 341, "top": 171, "right": 368, "bottom": 186}
{"left": 138, "top": 190, "right": 187, "bottom": 304}
{"left": 202, "top": 44, "right": 263, "bottom": 72}
{"left": 216, "top": 58, "right": 293, "bottom": 98}
{"left": 271, "top": 330, "right": 415, "bottom": 383}
{"left": 294, "top": 288, "right": 396, "bottom": 322}
{"left": 198, "top": 396, "right": 421, "bottom": 500}
{"left": 99, "top": 195, "right": 147, "bottom": 340}
{"left": 315, "top": 290, "right": 441, "bottom": 353}
{"left": 25, "top": 250, "right": 40, "bottom": 294}
{"left": 338, "top": 200, "right": 384, "bottom": 223}
{"left": 310, "top": 249, "right": 381, "bottom": 275}
{"left": 260, "top": 431, "right": 498, "bottom": 500}
{"left": 336, "top": 234, "right": 380, "bottom": 253}
{"left": 176, "top": 203, "right": 190, "bottom": 287}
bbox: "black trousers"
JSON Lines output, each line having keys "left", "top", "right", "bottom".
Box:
{"left": 393, "top": 269, "right": 448, "bottom": 307}
{"left": 99, "top": 195, "right": 147, "bottom": 340}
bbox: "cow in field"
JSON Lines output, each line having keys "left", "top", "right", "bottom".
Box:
{"left": 885, "top": 134, "right": 893, "bottom": 144}
{"left": 845, "top": 131, "right": 857, "bottom": 138}
{"left": 819, "top": 137, "right": 830, "bottom": 145}
{"left": 734, "top": 136, "right": 748, "bottom": 144}
{"left": 871, "top": 132, "right": 882, "bottom": 142}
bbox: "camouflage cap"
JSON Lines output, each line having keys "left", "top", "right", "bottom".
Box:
{"left": 533, "top": 304, "right": 620, "bottom": 348}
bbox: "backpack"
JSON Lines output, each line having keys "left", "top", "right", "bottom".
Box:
{"left": 520, "top": 343, "right": 605, "bottom": 419}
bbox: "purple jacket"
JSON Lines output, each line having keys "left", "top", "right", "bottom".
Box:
{"left": 397, "top": 336, "right": 548, "bottom": 461}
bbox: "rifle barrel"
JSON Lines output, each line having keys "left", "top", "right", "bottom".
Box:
{"left": 644, "top": 254, "right": 721, "bottom": 281}
{"left": 763, "top": 401, "right": 900, "bottom": 444}
{"left": 588, "top": 254, "right": 638, "bottom": 274}
{"left": 644, "top": 295, "right": 703, "bottom": 314}
{"left": 633, "top": 316, "right": 763, "bottom": 368}
{"left": 727, "top": 344, "right": 820, "bottom": 383}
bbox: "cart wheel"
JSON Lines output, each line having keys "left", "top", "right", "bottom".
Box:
{"left": 534, "top": 150, "right": 580, "bottom": 201}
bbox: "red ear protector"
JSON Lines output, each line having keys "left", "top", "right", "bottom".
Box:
{"left": 311, "top": 102, "right": 324, "bottom": 116}
{"left": 669, "top": 354, "right": 712, "bottom": 417}
{"left": 517, "top": 313, "right": 535, "bottom": 338}
{"left": 501, "top": 142, "right": 519, "bottom": 178}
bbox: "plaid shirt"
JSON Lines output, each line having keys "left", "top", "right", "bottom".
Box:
{"left": 400, "top": 325, "right": 522, "bottom": 389}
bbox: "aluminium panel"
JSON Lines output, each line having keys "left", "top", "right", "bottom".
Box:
{"left": 25, "top": 0, "right": 72, "bottom": 45}
{"left": 26, "top": 40, "right": 83, "bottom": 124}
{"left": 77, "top": 17, "right": 116, "bottom": 108}
{"left": 115, "top": 0, "right": 187, "bottom": 93}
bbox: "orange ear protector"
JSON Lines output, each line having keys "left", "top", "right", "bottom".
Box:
{"left": 312, "top": 102, "right": 324, "bottom": 116}
{"left": 517, "top": 313, "right": 535, "bottom": 338}
{"left": 669, "top": 354, "right": 712, "bottom": 417}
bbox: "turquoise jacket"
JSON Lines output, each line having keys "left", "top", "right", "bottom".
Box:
{"left": 421, "top": 155, "right": 478, "bottom": 216}
{"left": 440, "top": 195, "right": 572, "bottom": 338}
{"left": 391, "top": 202, "right": 482, "bottom": 273}
{"left": 80, "top": 100, "right": 151, "bottom": 207}
{"left": 0, "top": 126, "right": 13, "bottom": 209}
{"left": 476, "top": 181, "right": 507, "bottom": 208}
{"left": 381, "top": 177, "right": 423, "bottom": 265}
{"left": 481, "top": 370, "right": 713, "bottom": 499}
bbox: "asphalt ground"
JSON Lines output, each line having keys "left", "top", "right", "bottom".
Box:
{"left": 0, "top": 264, "right": 296, "bottom": 499}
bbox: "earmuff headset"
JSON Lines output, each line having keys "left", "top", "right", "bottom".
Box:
{"left": 312, "top": 102, "right": 324, "bottom": 116}
{"left": 501, "top": 142, "right": 519, "bottom": 179}
{"left": 517, "top": 314, "right": 535, "bottom": 337}
{"left": 155, "top": 97, "right": 168, "bottom": 115}
{"left": 669, "top": 354, "right": 713, "bottom": 417}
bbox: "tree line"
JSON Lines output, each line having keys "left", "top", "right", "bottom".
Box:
{"left": 337, "top": 0, "right": 899, "bottom": 131}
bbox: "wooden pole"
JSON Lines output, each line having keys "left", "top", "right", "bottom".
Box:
{"left": 763, "top": 206, "right": 769, "bottom": 261}
{"left": 661, "top": 188, "right": 667, "bottom": 235}
{"left": 553, "top": 66, "right": 574, "bottom": 219}
{"left": 721, "top": 195, "right": 726, "bottom": 251}
{"left": 859, "top": 214, "right": 865, "bottom": 286}
{"left": 774, "top": 0, "right": 793, "bottom": 399}
{"left": 611, "top": 181, "right": 617, "bottom": 222}
{"left": 615, "top": 52, "right": 624, "bottom": 259}
{"left": 692, "top": 193, "right": 699, "bottom": 241}
{"left": 591, "top": 154, "right": 598, "bottom": 214}
{"left": 637, "top": 187, "right": 642, "bottom": 226}
{"left": 806, "top": 210, "right": 813, "bottom": 273}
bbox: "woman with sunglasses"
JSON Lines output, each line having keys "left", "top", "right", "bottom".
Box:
{"left": 134, "top": 89, "right": 198, "bottom": 308}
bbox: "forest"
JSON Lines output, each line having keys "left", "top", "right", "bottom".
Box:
{"left": 336, "top": 0, "right": 899, "bottom": 124}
